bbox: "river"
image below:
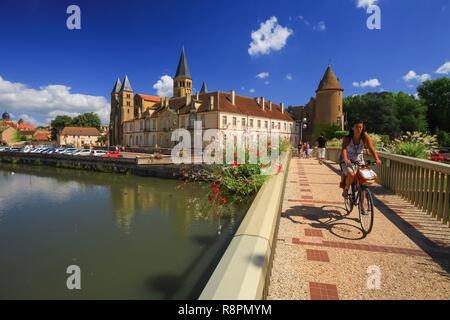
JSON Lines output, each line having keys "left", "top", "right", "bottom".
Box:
{"left": 0, "top": 163, "right": 251, "bottom": 299}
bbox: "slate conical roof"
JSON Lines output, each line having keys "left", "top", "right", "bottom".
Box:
{"left": 120, "top": 75, "right": 133, "bottom": 92}
{"left": 112, "top": 78, "right": 122, "bottom": 93}
{"left": 200, "top": 82, "right": 208, "bottom": 93}
{"left": 316, "top": 65, "right": 343, "bottom": 92}
{"left": 175, "top": 47, "right": 191, "bottom": 79}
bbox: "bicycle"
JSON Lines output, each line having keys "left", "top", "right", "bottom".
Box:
{"left": 342, "top": 160, "right": 377, "bottom": 234}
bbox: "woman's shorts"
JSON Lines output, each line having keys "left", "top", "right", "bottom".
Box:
{"left": 341, "top": 162, "right": 363, "bottom": 176}
{"left": 318, "top": 148, "right": 326, "bottom": 158}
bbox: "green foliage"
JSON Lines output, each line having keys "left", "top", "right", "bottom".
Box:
{"left": 51, "top": 115, "right": 73, "bottom": 141}
{"left": 344, "top": 92, "right": 428, "bottom": 137}
{"left": 334, "top": 131, "right": 348, "bottom": 139}
{"left": 387, "top": 131, "right": 438, "bottom": 159}
{"left": 389, "top": 142, "right": 428, "bottom": 159}
{"left": 436, "top": 129, "right": 450, "bottom": 147}
{"left": 12, "top": 129, "right": 21, "bottom": 142}
{"left": 50, "top": 113, "right": 102, "bottom": 141}
{"left": 71, "top": 112, "right": 101, "bottom": 130}
{"left": 314, "top": 123, "right": 341, "bottom": 140}
{"left": 417, "top": 77, "right": 450, "bottom": 133}
{"left": 211, "top": 163, "right": 267, "bottom": 198}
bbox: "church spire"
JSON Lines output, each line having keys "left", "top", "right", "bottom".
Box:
{"left": 200, "top": 82, "right": 208, "bottom": 93}
{"left": 175, "top": 47, "right": 191, "bottom": 79}
{"left": 120, "top": 75, "right": 133, "bottom": 92}
{"left": 112, "top": 78, "right": 122, "bottom": 93}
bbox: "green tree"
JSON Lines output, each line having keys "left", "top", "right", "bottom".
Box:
{"left": 344, "top": 93, "right": 400, "bottom": 137}
{"left": 71, "top": 112, "right": 101, "bottom": 130}
{"left": 394, "top": 92, "right": 428, "bottom": 133}
{"left": 417, "top": 77, "right": 450, "bottom": 133}
{"left": 51, "top": 115, "right": 73, "bottom": 141}
{"left": 344, "top": 92, "right": 428, "bottom": 138}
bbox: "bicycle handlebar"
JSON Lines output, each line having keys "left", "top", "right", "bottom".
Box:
{"left": 350, "top": 160, "right": 376, "bottom": 166}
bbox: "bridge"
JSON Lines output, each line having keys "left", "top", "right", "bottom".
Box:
{"left": 268, "top": 149, "right": 450, "bottom": 299}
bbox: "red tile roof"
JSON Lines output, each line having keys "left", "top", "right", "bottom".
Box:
{"left": 149, "top": 92, "right": 294, "bottom": 122}
{"left": 33, "top": 132, "right": 50, "bottom": 141}
{"left": 137, "top": 94, "right": 161, "bottom": 102}
{"left": 60, "top": 127, "right": 100, "bottom": 136}
{"left": 18, "top": 123, "right": 35, "bottom": 131}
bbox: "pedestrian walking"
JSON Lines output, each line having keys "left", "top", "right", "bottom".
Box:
{"left": 317, "top": 133, "right": 327, "bottom": 165}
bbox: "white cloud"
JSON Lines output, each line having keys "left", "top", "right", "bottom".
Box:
{"left": 286, "top": 74, "right": 293, "bottom": 80}
{"left": 352, "top": 78, "right": 381, "bottom": 88}
{"left": 17, "top": 113, "right": 38, "bottom": 125}
{"left": 356, "top": 0, "right": 378, "bottom": 8}
{"left": 264, "top": 81, "right": 270, "bottom": 85}
{"left": 249, "top": 89, "right": 256, "bottom": 93}
{"left": 403, "top": 70, "right": 431, "bottom": 83}
{"left": 248, "top": 16, "right": 293, "bottom": 56}
{"left": 0, "top": 75, "right": 110, "bottom": 125}
{"left": 435, "top": 61, "right": 450, "bottom": 74}
{"left": 313, "top": 21, "right": 326, "bottom": 31}
{"left": 152, "top": 75, "right": 173, "bottom": 97}
{"left": 256, "top": 72, "right": 270, "bottom": 79}
{"left": 413, "top": 92, "right": 420, "bottom": 100}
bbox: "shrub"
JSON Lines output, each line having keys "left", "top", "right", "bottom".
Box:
{"left": 334, "top": 131, "right": 348, "bottom": 139}
{"left": 387, "top": 131, "right": 438, "bottom": 158}
{"left": 436, "top": 129, "right": 450, "bottom": 147}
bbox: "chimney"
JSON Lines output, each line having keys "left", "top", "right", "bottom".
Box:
{"left": 256, "top": 97, "right": 261, "bottom": 105}
{"left": 281, "top": 102, "right": 285, "bottom": 113}
{"left": 230, "top": 90, "right": 236, "bottom": 105}
{"left": 262, "top": 97, "right": 265, "bottom": 111}
{"left": 186, "top": 94, "right": 191, "bottom": 107}
{"left": 269, "top": 101, "right": 272, "bottom": 111}
{"left": 210, "top": 95, "right": 215, "bottom": 110}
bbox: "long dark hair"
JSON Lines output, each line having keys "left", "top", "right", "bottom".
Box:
{"left": 347, "top": 119, "right": 366, "bottom": 142}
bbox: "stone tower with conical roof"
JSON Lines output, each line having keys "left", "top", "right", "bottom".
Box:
{"left": 119, "top": 75, "right": 134, "bottom": 124}
{"left": 173, "top": 47, "right": 192, "bottom": 98}
{"left": 110, "top": 78, "right": 122, "bottom": 145}
{"left": 314, "top": 65, "right": 344, "bottom": 130}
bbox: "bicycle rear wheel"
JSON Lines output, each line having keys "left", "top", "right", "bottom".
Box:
{"left": 358, "top": 188, "right": 374, "bottom": 234}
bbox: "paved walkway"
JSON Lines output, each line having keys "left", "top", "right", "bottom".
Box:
{"left": 268, "top": 156, "right": 450, "bottom": 300}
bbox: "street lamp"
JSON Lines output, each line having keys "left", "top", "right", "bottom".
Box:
{"left": 299, "top": 117, "right": 307, "bottom": 144}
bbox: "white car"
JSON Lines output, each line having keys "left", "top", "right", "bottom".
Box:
{"left": 91, "top": 150, "right": 107, "bottom": 157}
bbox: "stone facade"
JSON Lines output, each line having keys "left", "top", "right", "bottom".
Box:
{"left": 288, "top": 65, "right": 344, "bottom": 144}
{"left": 110, "top": 48, "right": 296, "bottom": 149}
{"left": 58, "top": 127, "right": 101, "bottom": 147}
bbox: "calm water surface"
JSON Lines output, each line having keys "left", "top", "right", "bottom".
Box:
{"left": 0, "top": 163, "right": 251, "bottom": 299}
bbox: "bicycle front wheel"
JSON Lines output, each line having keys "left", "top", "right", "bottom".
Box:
{"left": 358, "top": 188, "right": 374, "bottom": 234}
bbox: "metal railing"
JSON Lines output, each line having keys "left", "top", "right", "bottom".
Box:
{"left": 325, "top": 147, "right": 450, "bottom": 226}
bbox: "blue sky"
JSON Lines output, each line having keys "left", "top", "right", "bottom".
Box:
{"left": 0, "top": 0, "right": 449, "bottom": 125}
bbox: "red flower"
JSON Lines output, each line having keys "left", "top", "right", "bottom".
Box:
{"left": 232, "top": 161, "right": 239, "bottom": 167}
{"left": 277, "top": 164, "right": 283, "bottom": 174}
{"left": 209, "top": 194, "right": 215, "bottom": 203}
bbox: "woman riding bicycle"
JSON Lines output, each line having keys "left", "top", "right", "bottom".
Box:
{"left": 340, "top": 119, "right": 381, "bottom": 198}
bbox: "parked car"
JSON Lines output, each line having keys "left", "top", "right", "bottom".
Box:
{"left": 61, "top": 148, "right": 79, "bottom": 155}
{"left": 73, "top": 149, "right": 91, "bottom": 156}
{"left": 102, "top": 151, "right": 123, "bottom": 159}
{"left": 9, "top": 147, "right": 21, "bottom": 152}
{"left": 429, "top": 152, "right": 444, "bottom": 162}
{"left": 91, "top": 150, "right": 108, "bottom": 157}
